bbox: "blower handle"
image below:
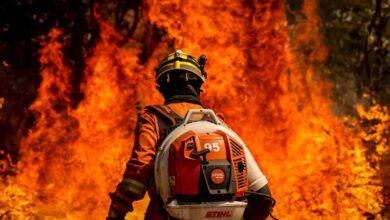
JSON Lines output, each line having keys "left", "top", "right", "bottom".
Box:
{"left": 191, "top": 148, "right": 211, "bottom": 157}
{"left": 182, "top": 109, "right": 221, "bottom": 126}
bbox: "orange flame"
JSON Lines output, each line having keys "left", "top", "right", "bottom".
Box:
{"left": 0, "top": 0, "right": 386, "bottom": 219}
{"left": 13, "top": 24, "right": 147, "bottom": 219}
{"left": 146, "top": 0, "right": 384, "bottom": 219}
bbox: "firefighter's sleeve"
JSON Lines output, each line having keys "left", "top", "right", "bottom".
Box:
{"left": 244, "top": 184, "right": 274, "bottom": 220}
{"left": 107, "top": 110, "right": 158, "bottom": 219}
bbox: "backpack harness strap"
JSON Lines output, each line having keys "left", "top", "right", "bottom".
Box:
{"left": 144, "top": 105, "right": 183, "bottom": 140}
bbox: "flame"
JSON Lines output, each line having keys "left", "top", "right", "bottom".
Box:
{"left": 356, "top": 103, "right": 390, "bottom": 213}
{"left": 357, "top": 103, "right": 390, "bottom": 158}
{"left": 0, "top": 0, "right": 387, "bottom": 219}
{"left": 6, "top": 24, "right": 148, "bottom": 219}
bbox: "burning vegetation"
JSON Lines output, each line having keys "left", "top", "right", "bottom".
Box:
{"left": 0, "top": 0, "right": 389, "bottom": 219}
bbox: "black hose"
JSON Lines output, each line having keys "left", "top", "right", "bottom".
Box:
{"left": 245, "top": 191, "right": 279, "bottom": 220}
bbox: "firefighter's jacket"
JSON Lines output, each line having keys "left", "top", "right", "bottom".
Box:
{"left": 109, "top": 102, "right": 205, "bottom": 219}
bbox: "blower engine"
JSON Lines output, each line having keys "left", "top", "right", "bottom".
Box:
{"left": 155, "top": 109, "right": 266, "bottom": 220}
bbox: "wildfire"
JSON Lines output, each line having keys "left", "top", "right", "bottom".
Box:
{"left": 0, "top": 0, "right": 386, "bottom": 219}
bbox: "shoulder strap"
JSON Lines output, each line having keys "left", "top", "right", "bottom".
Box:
{"left": 145, "top": 105, "right": 183, "bottom": 125}
{"left": 145, "top": 105, "right": 176, "bottom": 126}
{"left": 144, "top": 105, "right": 183, "bottom": 140}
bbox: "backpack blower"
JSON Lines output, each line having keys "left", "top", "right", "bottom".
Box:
{"left": 154, "top": 109, "right": 272, "bottom": 220}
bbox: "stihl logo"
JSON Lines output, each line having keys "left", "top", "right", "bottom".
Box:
{"left": 205, "top": 211, "right": 232, "bottom": 218}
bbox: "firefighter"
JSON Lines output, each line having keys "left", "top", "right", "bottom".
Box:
{"left": 107, "top": 50, "right": 274, "bottom": 220}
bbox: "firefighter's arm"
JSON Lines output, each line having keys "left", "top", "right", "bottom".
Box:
{"left": 244, "top": 147, "right": 275, "bottom": 220}
{"left": 244, "top": 184, "right": 274, "bottom": 220}
{"left": 107, "top": 110, "right": 158, "bottom": 219}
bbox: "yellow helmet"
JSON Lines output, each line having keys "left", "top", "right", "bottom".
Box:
{"left": 155, "top": 50, "right": 207, "bottom": 84}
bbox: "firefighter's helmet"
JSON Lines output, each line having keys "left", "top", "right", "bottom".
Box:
{"left": 155, "top": 50, "right": 207, "bottom": 85}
